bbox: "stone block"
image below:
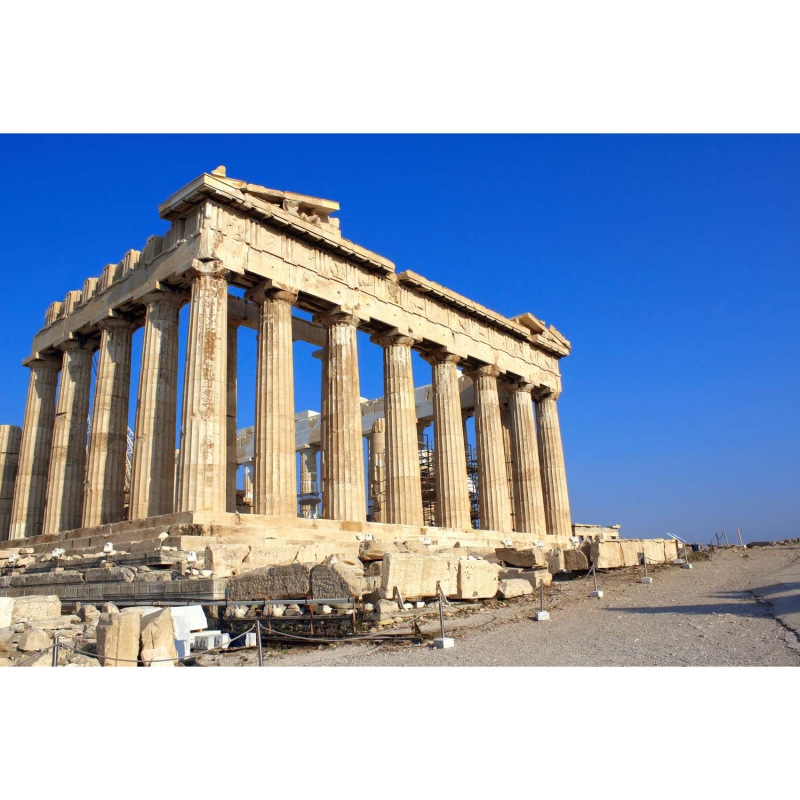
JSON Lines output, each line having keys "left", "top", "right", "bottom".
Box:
{"left": 170, "top": 605, "right": 208, "bottom": 639}
{"left": 563, "top": 549, "right": 590, "bottom": 571}
{"left": 140, "top": 608, "right": 178, "bottom": 662}
{"left": 78, "top": 604, "right": 101, "bottom": 624}
{"left": 310, "top": 557, "right": 364, "bottom": 600}
{"left": 495, "top": 547, "right": 547, "bottom": 568}
{"left": 9, "top": 570, "right": 84, "bottom": 587}
{"left": 141, "top": 646, "right": 175, "bottom": 667}
{"left": 545, "top": 549, "right": 566, "bottom": 574}
{"left": 376, "top": 599, "right": 399, "bottom": 614}
{"left": 96, "top": 610, "right": 141, "bottom": 667}
{"left": 65, "top": 654, "right": 101, "bottom": 667}
{"left": 359, "top": 540, "right": 408, "bottom": 562}
{"left": 457, "top": 559, "right": 500, "bottom": 599}
{"left": 0, "top": 597, "right": 12, "bottom": 628}
{"left": 11, "top": 595, "right": 62, "bottom": 623}
{"left": 0, "top": 628, "right": 16, "bottom": 655}
{"left": 379, "top": 553, "right": 459, "bottom": 600}
{"left": 497, "top": 579, "right": 534, "bottom": 599}
{"left": 227, "top": 562, "right": 312, "bottom": 601}
{"left": 18, "top": 628, "right": 51, "bottom": 652}
{"left": 27, "top": 615, "right": 80, "bottom": 630}
{"left": 204, "top": 543, "right": 298, "bottom": 578}
{"left": 84, "top": 567, "right": 136, "bottom": 583}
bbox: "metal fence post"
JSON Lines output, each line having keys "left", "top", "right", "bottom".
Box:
{"left": 256, "top": 620, "right": 264, "bottom": 667}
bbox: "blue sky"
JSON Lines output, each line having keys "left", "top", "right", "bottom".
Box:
{"left": 0, "top": 135, "right": 797, "bottom": 542}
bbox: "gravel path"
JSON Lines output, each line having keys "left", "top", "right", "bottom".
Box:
{"left": 197, "top": 545, "right": 800, "bottom": 667}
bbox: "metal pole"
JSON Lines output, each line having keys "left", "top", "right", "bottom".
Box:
{"left": 438, "top": 590, "right": 445, "bottom": 640}
{"left": 256, "top": 620, "right": 264, "bottom": 667}
{"left": 643, "top": 554, "right": 648, "bottom": 578}
{"left": 592, "top": 565, "right": 598, "bottom": 593}
{"left": 52, "top": 635, "right": 59, "bottom": 667}
{"left": 737, "top": 528, "right": 744, "bottom": 547}
{"left": 722, "top": 530, "right": 730, "bottom": 546}
{"left": 539, "top": 581, "right": 545, "bottom": 612}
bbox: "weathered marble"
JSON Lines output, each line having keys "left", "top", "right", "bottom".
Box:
{"left": 535, "top": 391, "right": 572, "bottom": 539}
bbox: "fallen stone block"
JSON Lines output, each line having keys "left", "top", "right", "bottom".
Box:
{"left": 9, "top": 570, "right": 84, "bottom": 587}
{"left": 457, "top": 559, "right": 501, "bottom": 599}
{"left": 495, "top": 547, "right": 547, "bottom": 568}
{"left": 497, "top": 579, "right": 534, "bottom": 599}
{"left": 141, "top": 646, "right": 175, "bottom": 667}
{"left": 11, "top": 595, "right": 62, "bottom": 623}
{"left": 84, "top": 566, "right": 136, "bottom": 583}
{"left": 65, "top": 654, "right": 101, "bottom": 667}
{"left": 0, "top": 657, "right": 14, "bottom": 668}
{"left": 310, "top": 557, "right": 364, "bottom": 599}
{"left": 134, "top": 570, "right": 177, "bottom": 582}
{"left": 379, "top": 552, "right": 459, "bottom": 600}
{"left": 563, "top": 549, "right": 590, "bottom": 571}
{"left": 204, "top": 543, "right": 303, "bottom": 578}
{"left": 0, "top": 598, "right": 12, "bottom": 628}
{"left": 78, "top": 604, "right": 101, "bottom": 624}
{"left": 140, "top": 608, "right": 178, "bottom": 662}
{"left": 27, "top": 615, "right": 80, "bottom": 630}
{"left": 96, "top": 610, "right": 141, "bottom": 667}
{"left": 359, "top": 540, "right": 408, "bottom": 562}
{"left": 545, "top": 549, "right": 566, "bottom": 574}
{"left": 227, "top": 562, "right": 313, "bottom": 601}
{"left": 18, "top": 628, "right": 51, "bottom": 652}
{"left": 376, "top": 599, "right": 399, "bottom": 615}
{"left": 0, "top": 629, "right": 17, "bottom": 654}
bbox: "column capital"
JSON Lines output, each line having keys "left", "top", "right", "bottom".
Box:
{"left": 467, "top": 364, "right": 502, "bottom": 380}
{"left": 421, "top": 346, "right": 461, "bottom": 367}
{"left": 57, "top": 337, "right": 95, "bottom": 354}
{"left": 22, "top": 354, "right": 61, "bottom": 370}
{"left": 533, "top": 386, "right": 560, "bottom": 402}
{"left": 245, "top": 279, "right": 298, "bottom": 306}
{"left": 97, "top": 315, "right": 136, "bottom": 333}
{"left": 187, "top": 258, "right": 231, "bottom": 281}
{"left": 141, "top": 288, "right": 186, "bottom": 309}
{"left": 314, "top": 306, "right": 361, "bottom": 329}
{"left": 370, "top": 328, "right": 417, "bottom": 349}
{"left": 506, "top": 378, "right": 535, "bottom": 394}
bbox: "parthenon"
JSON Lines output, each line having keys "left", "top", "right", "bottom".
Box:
{"left": 0, "top": 166, "right": 587, "bottom": 596}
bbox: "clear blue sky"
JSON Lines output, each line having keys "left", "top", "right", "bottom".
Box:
{"left": 0, "top": 135, "right": 797, "bottom": 543}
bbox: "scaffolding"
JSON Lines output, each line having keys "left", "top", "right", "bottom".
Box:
{"left": 419, "top": 433, "right": 436, "bottom": 527}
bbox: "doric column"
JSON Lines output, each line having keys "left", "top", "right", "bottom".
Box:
{"left": 249, "top": 283, "right": 298, "bottom": 517}
{"left": 83, "top": 318, "right": 135, "bottom": 527}
{"left": 470, "top": 365, "right": 512, "bottom": 533}
{"left": 371, "top": 331, "right": 423, "bottom": 526}
{"left": 8, "top": 356, "right": 60, "bottom": 539}
{"left": 507, "top": 382, "right": 547, "bottom": 535}
{"left": 177, "top": 261, "right": 229, "bottom": 513}
{"left": 424, "top": 350, "right": 472, "bottom": 529}
{"left": 500, "top": 399, "right": 516, "bottom": 526}
{"left": 311, "top": 347, "right": 328, "bottom": 502}
{"left": 226, "top": 320, "right": 239, "bottom": 512}
{"left": 535, "top": 389, "right": 572, "bottom": 539}
{"left": 0, "top": 426, "right": 22, "bottom": 541}
{"left": 298, "top": 445, "right": 320, "bottom": 519}
{"left": 367, "top": 418, "right": 386, "bottom": 522}
{"left": 316, "top": 308, "right": 365, "bottom": 522}
{"left": 42, "top": 340, "right": 94, "bottom": 535}
{"left": 129, "top": 292, "right": 183, "bottom": 520}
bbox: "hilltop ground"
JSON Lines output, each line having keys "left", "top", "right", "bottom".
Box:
{"left": 197, "top": 543, "right": 800, "bottom": 667}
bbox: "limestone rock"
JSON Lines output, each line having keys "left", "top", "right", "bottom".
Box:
{"left": 140, "top": 608, "right": 178, "bottom": 661}
{"left": 27, "top": 615, "right": 80, "bottom": 630}
{"left": 135, "top": 570, "right": 177, "bottom": 582}
{"left": 0, "top": 598, "right": 14, "bottom": 627}
{"left": 495, "top": 547, "right": 547, "bottom": 568}
{"left": 203, "top": 543, "right": 302, "bottom": 578}
{"left": 79, "top": 604, "right": 101, "bottom": 624}
{"left": 96, "top": 610, "right": 141, "bottom": 667}
{"left": 11, "top": 595, "right": 61, "bottom": 623}
{"left": 227, "top": 562, "right": 312, "bottom": 600}
{"left": 0, "top": 657, "right": 14, "bottom": 668}
{"left": 376, "top": 599, "right": 399, "bottom": 614}
{"left": 84, "top": 566, "right": 136, "bottom": 583}
{"left": 498, "top": 579, "right": 534, "bottom": 599}
{"left": 65, "top": 654, "right": 101, "bottom": 667}
{"left": 310, "top": 557, "right": 364, "bottom": 599}
{"left": 359, "top": 540, "right": 408, "bottom": 562}
{"left": 379, "top": 553, "right": 459, "bottom": 600}
{"left": 457, "top": 559, "right": 500, "bottom": 599}
{"left": 102, "top": 602, "right": 119, "bottom": 614}
{"left": 0, "top": 628, "right": 16, "bottom": 654}
{"left": 18, "top": 628, "right": 51, "bottom": 652}
{"left": 141, "top": 646, "right": 175, "bottom": 667}
{"left": 546, "top": 549, "right": 565, "bottom": 574}
{"left": 563, "top": 549, "right": 590, "bottom": 571}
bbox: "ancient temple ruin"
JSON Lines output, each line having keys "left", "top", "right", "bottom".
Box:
{"left": 0, "top": 166, "right": 646, "bottom": 608}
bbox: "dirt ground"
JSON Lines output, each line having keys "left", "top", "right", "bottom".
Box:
{"left": 196, "top": 544, "right": 800, "bottom": 667}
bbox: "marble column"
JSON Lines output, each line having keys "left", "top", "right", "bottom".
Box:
{"left": 471, "top": 365, "right": 512, "bottom": 533}
{"left": 226, "top": 320, "right": 239, "bottom": 512}
{"left": 42, "top": 340, "right": 94, "bottom": 535}
{"left": 129, "top": 292, "right": 182, "bottom": 520}
{"left": 500, "top": 399, "right": 516, "bottom": 527}
{"left": 250, "top": 284, "right": 298, "bottom": 517}
{"left": 83, "top": 318, "right": 135, "bottom": 527}
{"left": 0, "top": 426, "right": 22, "bottom": 541}
{"left": 426, "top": 350, "right": 472, "bottom": 530}
{"left": 367, "top": 418, "right": 386, "bottom": 522}
{"left": 372, "top": 331, "right": 423, "bottom": 526}
{"left": 507, "top": 382, "right": 547, "bottom": 535}
{"left": 177, "top": 262, "right": 229, "bottom": 513}
{"left": 311, "top": 347, "right": 328, "bottom": 503}
{"left": 316, "top": 309, "right": 365, "bottom": 522}
{"left": 535, "top": 389, "right": 572, "bottom": 539}
{"left": 8, "top": 356, "right": 60, "bottom": 539}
